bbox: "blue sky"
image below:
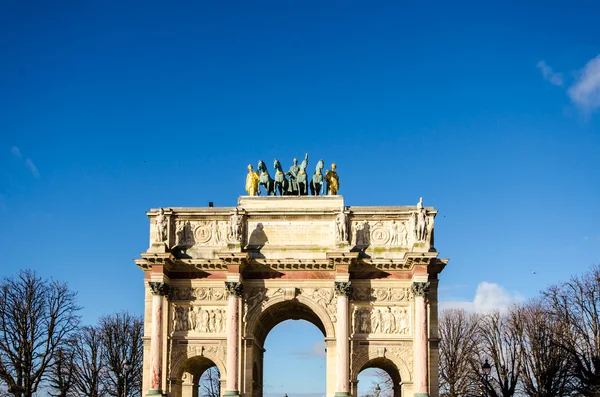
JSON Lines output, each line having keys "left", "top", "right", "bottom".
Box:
{"left": 1, "top": 1, "right": 600, "bottom": 395}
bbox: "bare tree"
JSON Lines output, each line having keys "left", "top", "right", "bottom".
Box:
{"left": 438, "top": 309, "right": 481, "bottom": 397}
{"left": 0, "top": 270, "right": 81, "bottom": 397}
{"left": 542, "top": 264, "right": 600, "bottom": 396}
{"left": 72, "top": 326, "right": 104, "bottom": 397}
{"left": 47, "top": 344, "right": 76, "bottom": 397}
{"left": 478, "top": 309, "right": 523, "bottom": 397}
{"left": 99, "top": 312, "right": 143, "bottom": 397}
{"left": 199, "top": 366, "right": 221, "bottom": 397}
{"left": 515, "top": 301, "right": 573, "bottom": 397}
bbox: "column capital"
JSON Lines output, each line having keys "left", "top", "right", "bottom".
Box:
{"left": 225, "top": 281, "right": 244, "bottom": 297}
{"left": 411, "top": 282, "right": 430, "bottom": 298}
{"left": 334, "top": 281, "right": 352, "bottom": 297}
{"left": 148, "top": 281, "right": 170, "bottom": 296}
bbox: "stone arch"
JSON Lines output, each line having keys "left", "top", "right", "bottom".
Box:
{"left": 170, "top": 345, "right": 227, "bottom": 383}
{"left": 351, "top": 346, "right": 411, "bottom": 384}
{"left": 245, "top": 291, "right": 336, "bottom": 342}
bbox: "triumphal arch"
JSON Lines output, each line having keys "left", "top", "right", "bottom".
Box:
{"left": 136, "top": 191, "right": 447, "bottom": 397}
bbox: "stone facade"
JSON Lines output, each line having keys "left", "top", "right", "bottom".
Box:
{"left": 135, "top": 196, "right": 448, "bottom": 397}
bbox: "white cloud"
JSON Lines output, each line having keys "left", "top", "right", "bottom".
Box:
{"left": 25, "top": 158, "right": 40, "bottom": 178}
{"left": 568, "top": 54, "right": 600, "bottom": 113}
{"left": 11, "top": 146, "right": 21, "bottom": 158}
{"left": 440, "top": 282, "right": 523, "bottom": 313}
{"left": 537, "top": 60, "right": 564, "bottom": 87}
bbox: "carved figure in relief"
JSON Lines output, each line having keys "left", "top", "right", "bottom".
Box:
{"left": 286, "top": 157, "right": 300, "bottom": 195}
{"left": 324, "top": 163, "right": 339, "bottom": 195}
{"left": 154, "top": 208, "right": 168, "bottom": 243}
{"left": 389, "top": 221, "right": 399, "bottom": 245}
{"left": 310, "top": 159, "right": 325, "bottom": 196}
{"left": 273, "top": 159, "right": 289, "bottom": 196}
{"left": 356, "top": 221, "right": 370, "bottom": 246}
{"left": 211, "top": 221, "right": 220, "bottom": 244}
{"left": 245, "top": 164, "right": 260, "bottom": 196}
{"left": 257, "top": 160, "right": 275, "bottom": 196}
{"left": 335, "top": 210, "right": 348, "bottom": 243}
{"left": 400, "top": 221, "right": 409, "bottom": 246}
{"left": 176, "top": 220, "right": 194, "bottom": 247}
{"left": 201, "top": 308, "right": 209, "bottom": 332}
{"left": 187, "top": 307, "right": 196, "bottom": 331}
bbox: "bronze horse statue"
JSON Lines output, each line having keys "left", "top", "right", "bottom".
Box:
{"left": 310, "top": 159, "right": 324, "bottom": 195}
{"left": 296, "top": 153, "right": 309, "bottom": 195}
{"left": 257, "top": 160, "right": 275, "bottom": 196}
{"left": 273, "top": 159, "right": 289, "bottom": 196}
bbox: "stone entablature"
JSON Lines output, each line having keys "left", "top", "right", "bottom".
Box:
{"left": 141, "top": 196, "right": 437, "bottom": 266}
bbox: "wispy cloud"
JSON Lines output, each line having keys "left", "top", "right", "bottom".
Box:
{"left": 25, "top": 158, "right": 40, "bottom": 178}
{"left": 568, "top": 54, "right": 600, "bottom": 113}
{"left": 292, "top": 341, "right": 326, "bottom": 358}
{"left": 10, "top": 146, "right": 40, "bottom": 178}
{"left": 11, "top": 146, "right": 22, "bottom": 158}
{"left": 440, "top": 282, "right": 523, "bottom": 313}
{"left": 537, "top": 60, "right": 564, "bottom": 87}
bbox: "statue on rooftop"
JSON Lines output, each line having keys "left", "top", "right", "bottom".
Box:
{"left": 286, "top": 157, "right": 300, "bottom": 195}
{"left": 154, "top": 208, "right": 168, "bottom": 243}
{"left": 310, "top": 159, "right": 324, "bottom": 195}
{"left": 245, "top": 164, "right": 259, "bottom": 196}
{"left": 257, "top": 160, "right": 275, "bottom": 196}
{"left": 325, "top": 163, "right": 339, "bottom": 195}
{"left": 296, "top": 153, "right": 309, "bottom": 195}
{"left": 273, "top": 159, "right": 289, "bottom": 196}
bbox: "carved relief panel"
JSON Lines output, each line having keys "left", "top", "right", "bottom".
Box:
{"left": 352, "top": 305, "right": 411, "bottom": 336}
{"left": 174, "top": 220, "right": 232, "bottom": 248}
{"left": 352, "top": 286, "right": 412, "bottom": 302}
{"left": 172, "top": 304, "right": 227, "bottom": 334}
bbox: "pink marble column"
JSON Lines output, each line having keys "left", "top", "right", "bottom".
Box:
{"left": 412, "top": 282, "right": 430, "bottom": 397}
{"left": 335, "top": 281, "right": 352, "bottom": 397}
{"left": 224, "top": 281, "right": 243, "bottom": 397}
{"left": 148, "top": 282, "right": 170, "bottom": 396}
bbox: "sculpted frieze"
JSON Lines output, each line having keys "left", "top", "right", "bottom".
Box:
{"left": 301, "top": 288, "right": 337, "bottom": 323}
{"left": 170, "top": 287, "right": 227, "bottom": 301}
{"left": 352, "top": 287, "right": 412, "bottom": 302}
{"left": 172, "top": 304, "right": 226, "bottom": 333}
{"left": 352, "top": 306, "right": 411, "bottom": 335}
{"left": 243, "top": 287, "right": 287, "bottom": 322}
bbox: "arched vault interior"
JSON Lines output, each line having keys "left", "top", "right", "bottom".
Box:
{"left": 252, "top": 299, "right": 326, "bottom": 346}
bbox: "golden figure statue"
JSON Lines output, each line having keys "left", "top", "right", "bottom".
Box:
{"left": 325, "top": 163, "right": 339, "bottom": 195}
{"left": 245, "top": 164, "right": 259, "bottom": 196}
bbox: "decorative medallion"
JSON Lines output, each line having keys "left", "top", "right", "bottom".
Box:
{"left": 194, "top": 224, "right": 212, "bottom": 244}
{"left": 370, "top": 225, "right": 390, "bottom": 245}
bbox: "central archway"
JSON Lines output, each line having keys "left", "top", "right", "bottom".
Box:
{"left": 242, "top": 296, "right": 337, "bottom": 397}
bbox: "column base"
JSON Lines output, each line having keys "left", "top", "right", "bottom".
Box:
{"left": 146, "top": 390, "right": 164, "bottom": 396}
{"left": 414, "top": 394, "right": 429, "bottom": 397}
{"left": 335, "top": 393, "right": 351, "bottom": 397}
{"left": 224, "top": 390, "right": 240, "bottom": 397}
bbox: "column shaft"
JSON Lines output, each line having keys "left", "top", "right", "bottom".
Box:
{"left": 412, "top": 282, "right": 430, "bottom": 397}
{"left": 335, "top": 281, "right": 351, "bottom": 397}
{"left": 148, "top": 282, "right": 169, "bottom": 396}
{"left": 225, "top": 281, "right": 242, "bottom": 396}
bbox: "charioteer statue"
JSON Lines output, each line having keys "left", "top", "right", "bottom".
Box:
{"left": 244, "top": 154, "right": 340, "bottom": 196}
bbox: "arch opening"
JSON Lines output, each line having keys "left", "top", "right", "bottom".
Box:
{"left": 172, "top": 356, "right": 224, "bottom": 397}
{"left": 247, "top": 299, "right": 329, "bottom": 397}
{"left": 356, "top": 358, "right": 402, "bottom": 397}
{"left": 252, "top": 299, "right": 327, "bottom": 347}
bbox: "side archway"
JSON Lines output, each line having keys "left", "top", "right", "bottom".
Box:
{"left": 169, "top": 345, "right": 227, "bottom": 397}
{"left": 352, "top": 345, "right": 412, "bottom": 397}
